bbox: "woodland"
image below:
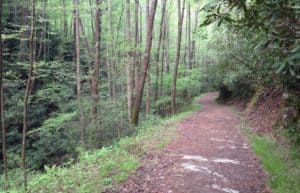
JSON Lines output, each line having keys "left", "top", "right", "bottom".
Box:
{"left": 0, "top": 0, "right": 299, "bottom": 192}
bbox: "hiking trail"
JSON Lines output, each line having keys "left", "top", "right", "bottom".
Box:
{"left": 109, "top": 93, "right": 267, "bottom": 193}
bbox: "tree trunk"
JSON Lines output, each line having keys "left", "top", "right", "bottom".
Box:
{"left": 91, "top": 0, "right": 101, "bottom": 142}
{"left": 154, "top": 0, "right": 167, "bottom": 101}
{"left": 187, "top": 3, "right": 192, "bottom": 69}
{"left": 125, "top": 0, "right": 133, "bottom": 122}
{"left": 63, "top": 0, "right": 68, "bottom": 36}
{"left": 0, "top": 0, "right": 8, "bottom": 188}
{"left": 74, "top": 0, "right": 85, "bottom": 145}
{"left": 160, "top": 11, "right": 168, "bottom": 96}
{"left": 134, "top": 0, "right": 139, "bottom": 91}
{"left": 21, "top": 0, "right": 35, "bottom": 190}
{"left": 108, "top": 0, "right": 116, "bottom": 100}
{"left": 192, "top": 8, "right": 199, "bottom": 67}
{"left": 145, "top": 0, "right": 151, "bottom": 116}
{"left": 166, "top": 13, "right": 170, "bottom": 74}
{"left": 131, "top": 0, "right": 158, "bottom": 125}
{"left": 171, "top": 0, "right": 186, "bottom": 114}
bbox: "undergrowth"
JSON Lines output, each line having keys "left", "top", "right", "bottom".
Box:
{"left": 0, "top": 97, "right": 202, "bottom": 193}
{"left": 242, "top": 127, "right": 300, "bottom": 193}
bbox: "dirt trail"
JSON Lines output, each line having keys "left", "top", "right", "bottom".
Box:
{"left": 111, "top": 93, "right": 267, "bottom": 193}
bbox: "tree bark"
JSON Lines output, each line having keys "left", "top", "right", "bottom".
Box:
{"left": 21, "top": 0, "right": 35, "bottom": 190}
{"left": 192, "top": 8, "right": 199, "bottom": 67}
{"left": 0, "top": 0, "right": 8, "bottom": 188}
{"left": 160, "top": 11, "right": 168, "bottom": 95}
{"left": 91, "top": 0, "right": 101, "bottom": 141}
{"left": 171, "top": 0, "right": 186, "bottom": 114}
{"left": 166, "top": 13, "right": 170, "bottom": 74}
{"left": 131, "top": 0, "right": 158, "bottom": 125}
{"left": 154, "top": 0, "right": 167, "bottom": 101}
{"left": 125, "top": 0, "right": 134, "bottom": 122}
{"left": 134, "top": 0, "right": 139, "bottom": 91}
{"left": 74, "top": 0, "right": 85, "bottom": 145}
{"left": 108, "top": 0, "right": 116, "bottom": 100}
{"left": 145, "top": 0, "right": 151, "bottom": 116}
{"left": 187, "top": 3, "right": 192, "bottom": 69}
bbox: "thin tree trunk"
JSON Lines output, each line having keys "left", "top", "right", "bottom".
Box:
{"left": 171, "top": 0, "right": 186, "bottom": 114}
{"left": 91, "top": 0, "right": 101, "bottom": 144}
{"left": 192, "top": 8, "right": 199, "bottom": 67}
{"left": 154, "top": 0, "right": 167, "bottom": 101}
{"left": 160, "top": 11, "right": 168, "bottom": 96}
{"left": 131, "top": 0, "right": 158, "bottom": 125}
{"left": 139, "top": 3, "right": 143, "bottom": 69}
{"left": 21, "top": 0, "right": 35, "bottom": 190}
{"left": 125, "top": 0, "right": 133, "bottom": 122}
{"left": 166, "top": 13, "right": 170, "bottom": 74}
{"left": 145, "top": 0, "right": 151, "bottom": 116}
{"left": 187, "top": 3, "right": 192, "bottom": 101}
{"left": 0, "top": 0, "right": 8, "bottom": 188}
{"left": 74, "top": 0, "right": 85, "bottom": 145}
{"left": 63, "top": 0, "right": 68, "bottom": 36}
{"left": 108, "top": 0, "right": 116, "bottom": 100}
{"left": 187, "top": 3, "right": 192, "bottom": 69}
{"left": 134, "top": 0, "right": 139, "bottom": 90}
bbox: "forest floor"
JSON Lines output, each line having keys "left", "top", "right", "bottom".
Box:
{"left": 107, "top": 93, "right": 269, "bottom": 193}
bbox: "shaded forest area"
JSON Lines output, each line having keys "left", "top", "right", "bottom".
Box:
{"left": 0, "top": 0, "right": 299, "bottom": 192}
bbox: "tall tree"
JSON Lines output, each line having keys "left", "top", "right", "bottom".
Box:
{"left": 0, "top": 0, "right": 8, "bottom": 188}
{"left": 160, "top": 10, "right": 168, "bottom": 95}
{"left": 145, "top": 0, "right": 151, "bottom": 116}
{"left": 125, "top": 0, "right": 134, "bottom": 121}
{"left": 171, "top": 0, "right": 186, "bottom": 114}
{"left": 91, "top": 0, "right": 101, "bottom": 142}
{"left": 107, "top": 0, "right": 116, "bottom": 100}
{"left": 131, "top": 0, "right": 158, "bottom": 125}
{"left": 154, "top": 0, "right": 167, "bottom": 101}
{"left": 134, "top": 0, "right": 140, "bottom": 90}
{"left": 74, "top": 0, "right": 85, "bottom": 145}
{"left": 191, "top": 7, "right": 199, "bottom": 67}
{"left": 21, "top": 0, "right": 35, "bottom": 189}
{"left": 187, "top": 2, "right": 192, "bottom": 69}
{"left": 165, "top": 12, "right": 170, "bottom": 74}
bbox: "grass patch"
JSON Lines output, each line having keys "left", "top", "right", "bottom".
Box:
{"left": 1, "top": 96, "right": 202, "bottom": 193}
{"left": 242, "top": 127, "right": 300, "bottom": 193}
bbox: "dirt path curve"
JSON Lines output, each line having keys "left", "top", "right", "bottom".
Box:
{"left": 111, "top": 93, "right": 267, "bottom": 193}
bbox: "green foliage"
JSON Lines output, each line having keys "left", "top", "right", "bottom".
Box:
{"left": 29, "top": 112, "right": 77, "bottom": 135}
{"left": 0, "top": 97, "right": 202, "bottom": 193}
{"left": 286, "top": 119, "right": 300, "bottom": 146}
{"left": 248, "top": 134, "right": 300, "bottom": 193}
{"left": 200, "top": 0, "right": 299, "bottom": 99}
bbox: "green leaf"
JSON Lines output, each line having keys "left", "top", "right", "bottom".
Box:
{"left": 276, "top": 62, "right": 286, "bottom": 74}
{"left": 289, "top": 67, "right": 296, "bottom": 77}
